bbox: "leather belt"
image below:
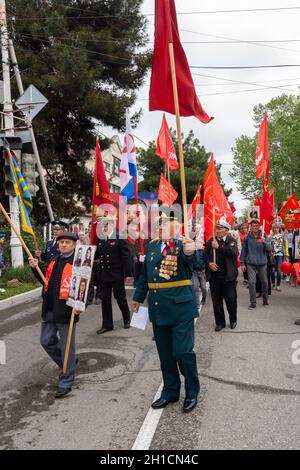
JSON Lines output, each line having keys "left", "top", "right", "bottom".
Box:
{"left": 148, "top": 280, "right": 192, "bottom": 289}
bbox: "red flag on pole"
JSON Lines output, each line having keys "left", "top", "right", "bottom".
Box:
{"left": 256, "top": 114, "right": 269, "bottom": 180}
{"left": 187, "top": 184, "right": 201, "bottom": 221}
{"left": 278, "top": 195, "right": 300, "bottom": 229}
{"left": 254, "top": 194, "right": 261, "bottom": 207}
{"left": 203, "top": 154, "right": 235, "bottom": 241}
{"left": 229, "top": 202, "right": 236, "bottom": 214}
{"left": 260, "top": 189, "right": 274, "bottom": 235}
{"left": 149, "top": 0, "right": 213, "bottom": 123}
{"left": 156, "top": 114, "right": 178, "bottom": 170}
{"left": 90, "top": 138, "right": 111, "bottom": 245}
{"left": 157, "top": 173, "right": 178, "bottom": 206}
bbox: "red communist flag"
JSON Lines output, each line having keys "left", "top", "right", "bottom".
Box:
{"left": 149, "top": 0, "right": 213, "bottom": 123}
{"left": 254, "top": 194, "right": 261, "bottom": 207}
{"left": 90, "top": 138, "right": 111, "bottom": 245}
{"left": 187, "top": 184, "right": 201, "bottom": 221}
{"left": 256, "top": 114, "right": 269, "bottom": 180}
{"left": 156, "top": 114, "right": 178, "bottom": 170}
{"left": 260, "top": 189, "right": 274, "bottom": 235}
{"left": 278, "top": 195, "right": 300, "bottom": 230}
{"left": 157, "top": 173, "right": 178, "bottom": 206}
{"left": 203, "top": 154, "right": 235, "bottom": 241}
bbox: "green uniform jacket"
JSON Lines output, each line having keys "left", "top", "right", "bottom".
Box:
{"left": 133, "top": 239, "right": 198, "bottom": 326}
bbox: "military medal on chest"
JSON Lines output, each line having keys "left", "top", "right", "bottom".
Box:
{"left": 159, "top": 241, "right": 178, "bottom": 280}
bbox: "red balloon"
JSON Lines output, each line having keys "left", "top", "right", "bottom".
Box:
{"left": 280, "top": 261, "right": 293, "bottom": 274}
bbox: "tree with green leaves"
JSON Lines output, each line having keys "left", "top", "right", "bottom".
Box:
{"left": 6, "top": 0, "right": 151, "bottom": 222}
{"left": 230, "top": 94, "right": 300, "bottom": 209}
{"left": 137, "top": 130, "right": 231, "bottom": 204}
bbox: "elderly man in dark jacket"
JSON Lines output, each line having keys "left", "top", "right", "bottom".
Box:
{"left": 240, "top": 219, "right": 272, "bottom": 309}
{"left": 29, "top": 232, "right": 79, "bottom": 399}
{"left": 205, "top": 219, "right": 238, "bottom": 331}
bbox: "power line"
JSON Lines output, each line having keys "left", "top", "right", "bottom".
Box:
{"left": 191, "top": 72, "right": 299, "bottom": 93}
{"left": 190, "top": 65, "right": 300, "bottom": 69}
{"left": 14, "top": 34, "right": 300, "bottom": 70}
{"left": 15, "top": 32, "right": 300, "bottom": 45}
{"left": 136, "top": 84, "right": 298, "bottom": 100}
{"left": 8, "top": 6, "right": 300, "bottom": 20}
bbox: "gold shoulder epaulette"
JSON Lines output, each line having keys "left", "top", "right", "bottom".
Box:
{"left": 150, "top": 238, "right": 160, "bottom": 243}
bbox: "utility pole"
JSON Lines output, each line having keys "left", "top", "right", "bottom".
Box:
{"left": 8, "top": 39, "right": 54, "bottom": 221}
{"left": 0, "top": 0, "right": 23, "bottom": 266}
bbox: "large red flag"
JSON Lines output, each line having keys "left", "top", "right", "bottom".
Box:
{"left": 256, "top": 114, "right": 269, "bottom": 180}
{"left": 156, "top": 114, "right": 178, "bottom": 170}
{"left": 254, "top": 194, "right": 261, "bottom": 207}
{"left": 90, "top": 139, "right": 111, "bottom": 245}
{"left": 260, "top": 189, "right": 274, "bottom": 235}
{"left": 187, "top": 184, "right": 201, "bottom": 221}
{"left": 278, "top": 195, "right": 300, "bottom": 229}
{"left": 157, "top": 173, "right": 178, "bottom": 206}
{"left": 149, "top": 0, "right": 213, "bottom": 123}
{"left": 203, "top": 154, "right": 235, "bottom": 241}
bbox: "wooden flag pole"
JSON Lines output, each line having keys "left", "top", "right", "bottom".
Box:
{"left": 212, "top": 207, "right": 216, "bottom": 264}
{"left": 63, "top": 308, "right": 76, "bottom": 374}
{"left": 0, "top": 202, "right": 47, "bottom": 283}
{"left": 168, "top": 42, "right": 188, "bottom": 236}
{"left": 262, "top": 219, "right": 266, "bottom": 238}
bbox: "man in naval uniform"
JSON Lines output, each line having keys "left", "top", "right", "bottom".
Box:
{"left": 95, "top": 210, "right": 132, "bottom": 334}
{"left": 36, "top": 221, "right": 68, "bottom": 264}
{"left": 132, "top": 206, "right": 200, "bottom": 413}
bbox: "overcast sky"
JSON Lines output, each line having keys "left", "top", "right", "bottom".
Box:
{"left": 105, "top": 0, "right": 300, "bottom": 215}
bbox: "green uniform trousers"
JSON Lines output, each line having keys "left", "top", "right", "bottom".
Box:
{"left": 152, "top": 319, "right": 200, "bottom": 400}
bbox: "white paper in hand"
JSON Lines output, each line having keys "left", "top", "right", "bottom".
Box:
{"left": 130, "top": 306, "right": 149, "bottom": 330}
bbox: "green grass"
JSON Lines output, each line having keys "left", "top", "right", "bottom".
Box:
{"left": 0, "top": 282, "right": 40, "bottom": 301}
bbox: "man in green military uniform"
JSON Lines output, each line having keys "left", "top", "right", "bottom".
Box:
{"left": 132, "top": 206, "right": 200, "bottom": 413}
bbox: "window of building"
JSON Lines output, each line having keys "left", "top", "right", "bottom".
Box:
{"left": 112, "top": 156, "right": 120, "bottom": 175}
{"left": 104, "top": 161, "right": 110, "bottom": 172}
{"left": 110, "top": 184, "right": 120, "bottom": 194}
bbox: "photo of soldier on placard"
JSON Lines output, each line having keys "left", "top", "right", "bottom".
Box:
{"left": 74, "top": 247, "right": 83, "bottom": 267}
{"left": 248, "top": 206, "right": 260, "bottom": 221}
{"left": 69, "top": 275, "right": 77, "bottom": 300}
{"left": 82, "top": 247, "right": 92, "bottom": 268}
{"left": 76, "top": 278, "right": 88, "bottom": 302}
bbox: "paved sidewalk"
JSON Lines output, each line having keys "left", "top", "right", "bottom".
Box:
{"left": 151, "top": 280, "right": 300, "bottom": 450}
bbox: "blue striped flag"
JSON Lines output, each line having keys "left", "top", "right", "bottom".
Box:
{"left": 9, "top": 157, "right": 34, "bottom": 235}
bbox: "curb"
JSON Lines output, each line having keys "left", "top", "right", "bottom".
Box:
{"left": 0, "top": 287, "right": 42, "bottom": 311}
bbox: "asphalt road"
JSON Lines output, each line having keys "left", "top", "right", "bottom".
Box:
{"left": 0, "top": 279, "right": 300, "bottom": 450}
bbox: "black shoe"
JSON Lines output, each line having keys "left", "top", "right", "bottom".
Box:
{"left": 97, "top": 327, "right": 113, "bottom": 335}
{"left": 124, "top": 321, "right": 131, "bottom": 329}
{"left": 215, "top": 324, "right": 224, "bottom": 332}
{"left": 55, "top": 388, "right": 71, "bottom": 399}
{"left": 183, "top": 397, "right": 197, "bottom": 413}
{"left": 248, "top": 304, "right": 256, "bottom": 310}
{"left": 263, "top": 301, "right": 269, "bottom": 306}
{"left": 95, "top": 297, "right": 101, "bottom": 305}
{"left": 152, "top": 336, "right": 155, "bottom": 341}
{"left": 151, "top": 397, "right": 179, "bottom": 409}
{"left": 201, "top": 298, "right": 206, "bottom": 306}
{"left": 230, "top": 322, "right": 237, "bottom": 329}
{"left": 294, "top": 319, "right": 300, "bottom": 326}
{"left": 86, "top": 300, "right": 93, "bottom": 306}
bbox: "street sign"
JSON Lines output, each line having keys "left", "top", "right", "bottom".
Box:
{"left": 15, "top": 85, "right": 48, "bottom": 120}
